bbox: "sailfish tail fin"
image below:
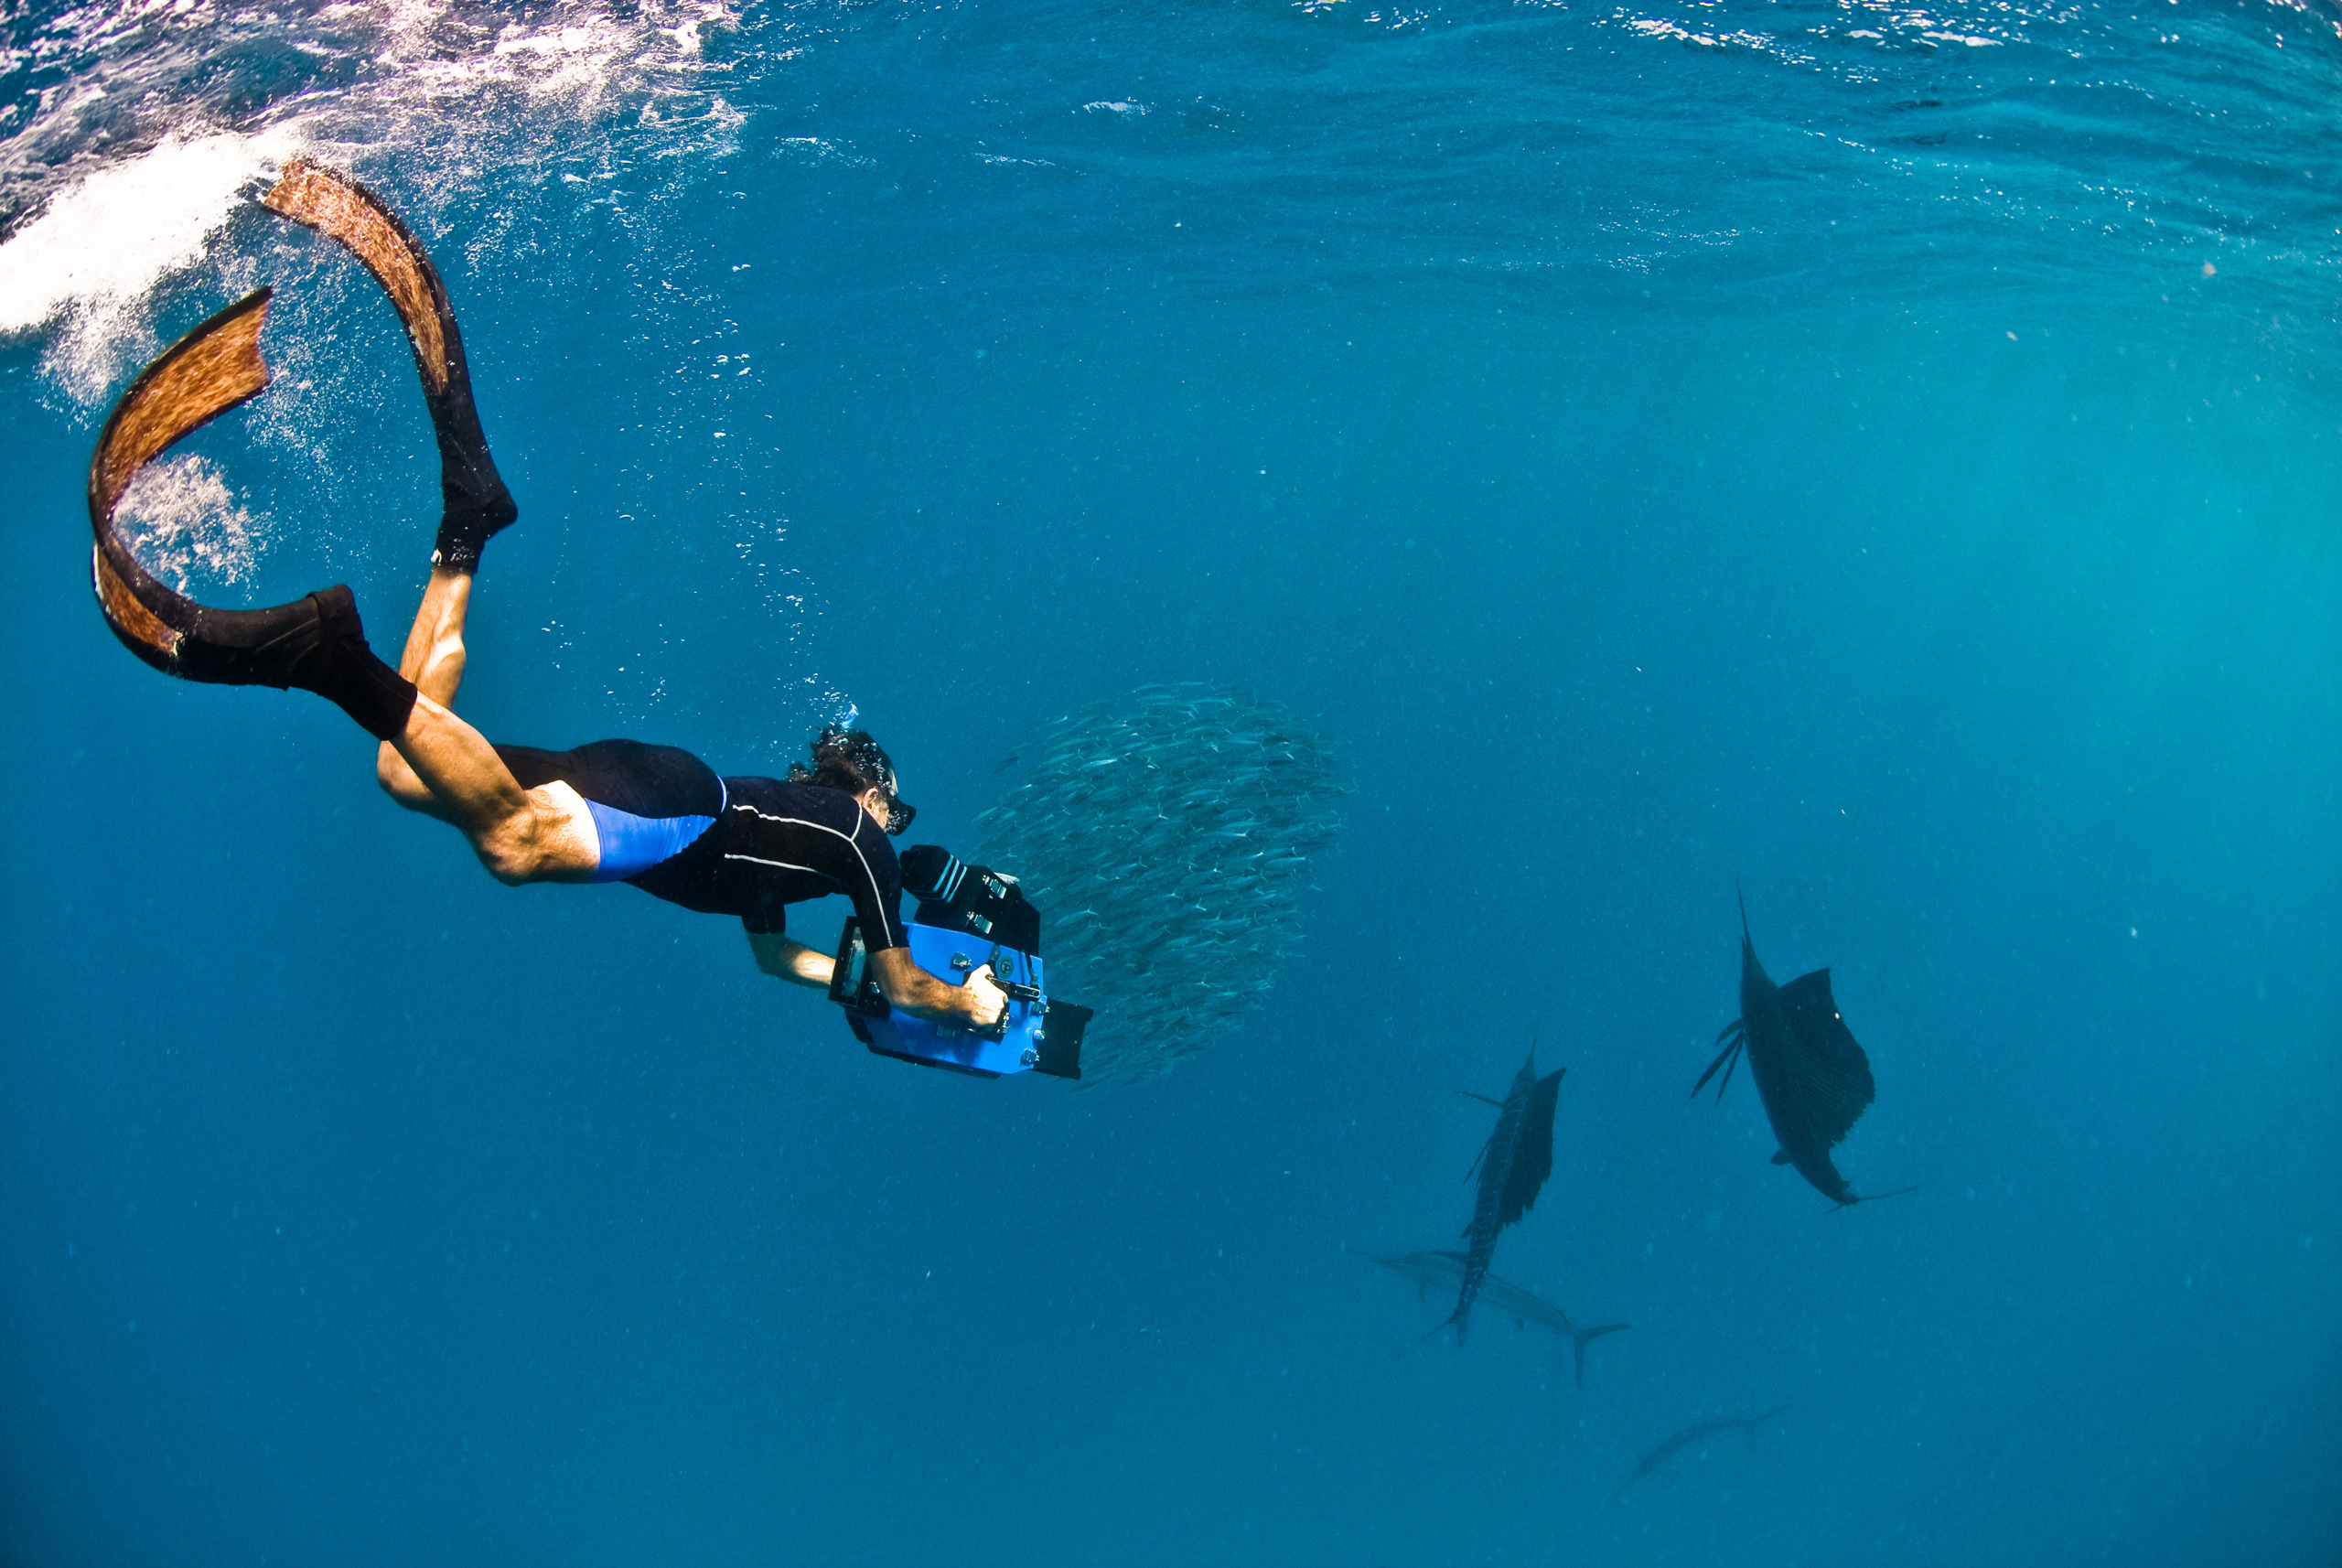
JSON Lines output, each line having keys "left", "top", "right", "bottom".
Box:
{"left": 1831, "top": 1183, "right": 1923, "bottom": 1212}
{"left": 1571, "top": 1323, "right": 1630, "bottom": 1390}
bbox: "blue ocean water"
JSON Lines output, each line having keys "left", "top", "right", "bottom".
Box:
{"left": 4, "top": 0, "right": 2340, "bottom": 1562}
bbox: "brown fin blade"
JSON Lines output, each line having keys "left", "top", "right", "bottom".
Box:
{"left": 262, "top": 158, "right": 514, "bottom": 564}
{"left": 90, "top": 288, "right": 273, "bottom": 527}
{"left": 88, "top": 288, "right": 328, "bottom": 682}
{"left": 1771, "top": 968, "right": 1876, "bottom": 1152}
{"left": 88, "top": 290, "right": 388, "bottom": 694}
{"left": 263, "top": 159, "right": 450, "bottom": 390}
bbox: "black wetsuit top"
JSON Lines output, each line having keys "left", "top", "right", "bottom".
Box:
{"left": 499, "top": 740, "right": 908, "bottom": 950}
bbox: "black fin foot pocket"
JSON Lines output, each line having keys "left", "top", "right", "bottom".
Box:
{"left": 90, "top": 288, "right": 419, "bottom": 741}
{"left": 261, "top": 159, "right": 517, "bottom": 572}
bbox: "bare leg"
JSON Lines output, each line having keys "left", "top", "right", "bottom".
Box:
{"left": 376, "top": 567, "right": 472, "bottom": 814}
{"left": 374, "top": 568, "right": 598, "bottom": 885}
{"left": 389, "top": 697, "right": 599, "bottom": 883}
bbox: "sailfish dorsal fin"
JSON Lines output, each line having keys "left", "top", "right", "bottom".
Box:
{"left": 1495, "top": 1068, "right": 1564, "bottom": 1228}
{"left": 1772, "top": 968, "right": 1875, "bottom": 1150}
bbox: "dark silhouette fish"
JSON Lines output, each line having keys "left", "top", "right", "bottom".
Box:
{"left": 1694, "top": 891, "right": 1913, "bottom": 1208}
{"left": 1436, "top": 1045, "right": 1565, "bottom": 1346}
{"left": 1366, "top": 1250, "right": 1628, "bottom": 1387}
{"left": 1613, "top": 1405, "right": 1790, "bottom": 1500}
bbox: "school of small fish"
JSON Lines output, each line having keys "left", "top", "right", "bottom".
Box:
{"left": 969, "top": 683, "right": 1343, "bottom": 1085}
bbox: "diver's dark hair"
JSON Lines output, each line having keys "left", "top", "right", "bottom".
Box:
{"left": 789, "top": 725, "right": 917, "bottom": 834}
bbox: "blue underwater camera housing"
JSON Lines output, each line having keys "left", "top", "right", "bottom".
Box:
{"left": 829, "top": 846, "right": 1090, "bottom": 1080}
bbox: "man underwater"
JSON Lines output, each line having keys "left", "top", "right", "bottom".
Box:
{"left": 84, "top": 158, "right": 1004, "bottom": 1034}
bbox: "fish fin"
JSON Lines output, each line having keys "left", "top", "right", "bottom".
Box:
{"left": 1691, "top": 1027, "right": 1744, "bottom": 1101}
{"left": 1716, "top": 1039, "right": 1743, "bottom": 1103}
{"left": 1496, "top": 1068, "right": 1564, "bottom": 1229}
{"left": 1775, "top": 969, "right": 1877, "bottom": 1150}
{"left": 1573, "top": 1323, "right": 1630, "bottom": 1391}
{"left": 1832, "top": 1182, "right": 1922, "bottom": 1211}
{"left": 1459, "top": 1091, "right": 1506, "bottom": 1108}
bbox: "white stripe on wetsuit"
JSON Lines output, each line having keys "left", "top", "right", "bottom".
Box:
{"left": 721, "top": 803, "right": 896, "bottom": 940}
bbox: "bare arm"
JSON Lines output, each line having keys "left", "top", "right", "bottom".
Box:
{"left": 870, "top": 948, "right": 1006, "bottom": 1027}
{"left": 747, "top": 930, "right": 833, "bottom": 989}
{"left": 745, "top": 933, "right": 1005, "bottom": 1029}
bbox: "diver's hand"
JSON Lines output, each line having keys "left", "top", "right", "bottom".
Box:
{"left": 866, "top": 947, "right": 1009, "bottom": 1028}
{"left": 963, "top": 964, "right": 1008, "bottom": 1029}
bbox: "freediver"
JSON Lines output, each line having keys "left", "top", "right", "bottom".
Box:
{"left": 84, "top": 158, "right": 1004, "bottom": 1034}
{"left": 371, "top": 575, "right": 1005, "bottom": 1030}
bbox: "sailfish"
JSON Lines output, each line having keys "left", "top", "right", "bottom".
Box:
{"left": 1436, "top": 1044, "right": 1565, "bottom": 1346}
{"left": 1366, "top": 1251, "right": 1628, "bottom": 1387}
{"left": 1694, "top": 890, "right": 1912, "bottom": 1208}
{"left": 1612, "top": 1406, "right": 1790, "bottom": 1501}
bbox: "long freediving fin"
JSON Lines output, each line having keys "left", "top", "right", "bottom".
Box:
{"left": 261, "top": 159, "right": 516, "bottom": 571}
{"left": 87, "top": 289, "right": 416, "bottom": 738}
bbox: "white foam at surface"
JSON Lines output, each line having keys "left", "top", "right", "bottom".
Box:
{"left": 0, "top": 123, "right": 309, "bottom": 400}
{"left": 0, "top": 0, "right": 739, "bottom": 411}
